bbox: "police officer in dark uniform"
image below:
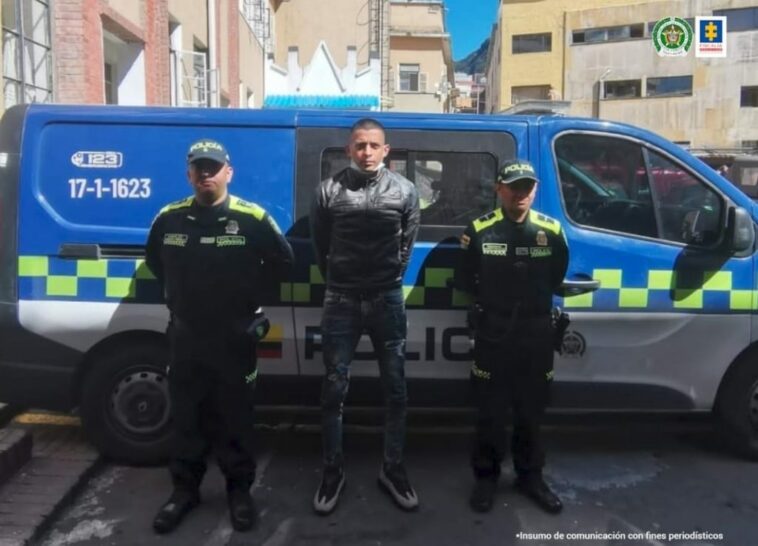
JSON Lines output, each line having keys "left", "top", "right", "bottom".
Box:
{"left": 145, "top": 139, "right": 293, "bottom": 534}
{"left": 457, "top": 159, "right": 568, "bottom": 514}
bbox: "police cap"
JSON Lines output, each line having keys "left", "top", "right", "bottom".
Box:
{"left": 497, "top": 159, "right": 538, "bottom": 185}
{"left": 187, "top": 139, "right": 230, "bottom": 164}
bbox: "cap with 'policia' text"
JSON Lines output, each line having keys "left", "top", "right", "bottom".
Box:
{"left": 497, "top": 159, "right": 538, "bottom": 185}
{"left": 187, "top": 139, "right": 230, "bottom": 164}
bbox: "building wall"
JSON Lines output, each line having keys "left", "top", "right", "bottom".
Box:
{"left": 564, "top": 0, "right": 758, "bottom": 148}
{"left": 272, "top": 0, "right": 371, "bottom": 69}
{"left": 391, "top": 0, "right": 445, "bottom": 31}
{"left": 106, "top": 0, "right": 143, "bottom": 30}
{"left": 168, "top": 0, "right": 208, "bottom": 51}
{"left": 238, "top": 14, "right": 266, "bottom": 108}
{"left": 495, "top": 0, "right": 644, "bottom": 109}
{"left": 389, "top": 35, "right": 449, "bottom": 112}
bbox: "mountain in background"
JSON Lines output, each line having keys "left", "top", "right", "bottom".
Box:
{"left": 454, "top": 38, "right": 489, "bottom": 75}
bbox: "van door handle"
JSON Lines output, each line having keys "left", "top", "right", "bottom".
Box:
{"left": 560, "top": 278, "right": 601, "bottom": 296}
{"left": 59, "top": 243, "right": 145, "bottom": 259}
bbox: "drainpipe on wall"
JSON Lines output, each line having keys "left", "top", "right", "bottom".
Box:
{"left": 208, "top": 0, "right": 219, "bottom": 107}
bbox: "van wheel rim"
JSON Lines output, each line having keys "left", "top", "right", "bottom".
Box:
{"left": 110, "top": 370, "right": 170, "bottom": 436}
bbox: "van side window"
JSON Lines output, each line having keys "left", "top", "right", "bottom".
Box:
{"left": 556, "top": 134, "right": 658, "bottom": 238}
{"left": 320, "top": 149, "right": 497, "bottom": 228}
{"left": 555, "top": 133, "right": 724, "bottom": 247}
{"left": 647, "top": 151, "right": 723, "bottom": 245}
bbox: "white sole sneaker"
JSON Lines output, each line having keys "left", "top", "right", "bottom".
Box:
{"left": 378, "top": 467, "right": 419, "bottom": 511}
{"left": 313, "top": 473, "right": 345, "bottom": 515}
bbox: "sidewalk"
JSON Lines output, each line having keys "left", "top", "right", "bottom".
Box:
{"left": 0, "top": 414, "right": 100, "bottom": 546}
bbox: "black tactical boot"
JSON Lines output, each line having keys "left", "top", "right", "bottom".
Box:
{"left": 152, "top": 488, "right": 200, "bottom": 534}
{"left": 469, "top": 476, "right": 498, "bottom": 513}
{"left": 515, "top": 475, "right": 563, "bottom": 514}
{"left": 227, "top": 486, "right": 257, "bottom": 532}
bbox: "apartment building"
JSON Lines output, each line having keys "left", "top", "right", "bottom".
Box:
{"left": 1, "top": 0, "right": 273, "bottom": 111}
{"left": 265, "top": 0, "right": 454, "bottom": 112}
{"left": 486, "top": 0, "right": 758, "bottom": 149}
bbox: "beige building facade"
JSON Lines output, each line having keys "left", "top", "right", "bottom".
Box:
{"left": 267, "top": 0, "right": 454, "bottom": 112}
{"left": 487, "top": 0, "right": 758, "bottom": 148}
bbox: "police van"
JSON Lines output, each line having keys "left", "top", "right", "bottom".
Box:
{"left": 0, "top": 104, "right": 756, "bottom": 463}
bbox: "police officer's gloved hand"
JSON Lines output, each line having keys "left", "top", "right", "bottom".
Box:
{"left": 245, "top": 307, "right": 270, "bottom": 342}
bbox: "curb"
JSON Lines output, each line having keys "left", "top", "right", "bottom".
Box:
{"left": 0, "top": 427, "right": 32, "bottom": 490}
{"left": 0, "top": 424, "right": 100, "bottom": 546}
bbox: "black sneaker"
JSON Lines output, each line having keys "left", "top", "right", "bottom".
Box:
{"left": 228, "top": 487, "right": 257, "bottom": 532}
{"left": 152, "top": 488, "right": 200, "bottom": 534}
{"left": 469, "top": 477, "right": 498, "bottom": 513}
{"left": 378, "top": 463, "right": 419, "bottom": 511}
{"left": 313, "top": 465, "right": 345, "bottom": 515}
{"left": 515, "top": 475, "right": 563, "bottom": 514}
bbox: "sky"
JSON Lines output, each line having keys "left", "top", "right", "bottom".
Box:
{"left": 445, "top": 0, "right": 500, "bottom": 61}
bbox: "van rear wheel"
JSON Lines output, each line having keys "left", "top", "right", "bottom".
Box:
{"left": 80, "top": 341, "right": 174, "bottom": 465}
{"left": 716, "top": 353, "right": 758, "bottom": 460}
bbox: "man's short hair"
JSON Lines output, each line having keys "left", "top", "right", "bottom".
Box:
{"left": 350, "top": 118, "right": 386, "bottom": 137}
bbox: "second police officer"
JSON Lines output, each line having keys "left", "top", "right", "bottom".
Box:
{"left": 146, "top": 139, "right": 294, "bottom": 534}
{"left": 456, "top": 159, "right": 569, "bottom": 514}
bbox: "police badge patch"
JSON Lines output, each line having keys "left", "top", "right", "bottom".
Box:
{"left": 460, "top": 234, "right": 471, "bottom": 249}
{"left": 536, "top": 230, "right": 548, "bottom": 246}
{"left": 225, "top": 220, "right": 240, "bottom": 235}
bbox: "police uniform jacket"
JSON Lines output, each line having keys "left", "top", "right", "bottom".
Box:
{"left": 145, "top": 194, "right": 294, "bottom": 329}
{"left": 459, "top": 208, "right": 568, "bottom": 318}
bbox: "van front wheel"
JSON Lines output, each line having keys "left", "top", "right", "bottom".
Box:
{"left": 80, "top": 341, "right": 174, "bottom": 465}
{"left": 716, "top": 354, "right": 758, "bottom": 460}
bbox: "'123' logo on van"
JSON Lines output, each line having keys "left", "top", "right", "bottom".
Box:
{"left": 71, "top": 151, "right": 123, "bottom": 168}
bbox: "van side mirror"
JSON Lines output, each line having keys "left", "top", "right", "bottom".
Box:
{"left": 726, "top": 207, "right": 755, "bottom": 253}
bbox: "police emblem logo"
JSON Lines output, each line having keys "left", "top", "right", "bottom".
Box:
{"left": 460, "top": 234, "right": 471, "bottom": 249}
{"left": 652, "top": 17, "right": 693, "bottom": 57}
{"left": 225, "top": 219, "right": 240, "bottom": 235}
{"left": 536, "top": 230, "right": 548, "bottom": 246}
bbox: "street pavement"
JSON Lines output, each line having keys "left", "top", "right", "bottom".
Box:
{"left": 32, "top": 414, "right": 758, "bottom": 546}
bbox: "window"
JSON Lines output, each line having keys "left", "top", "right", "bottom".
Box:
{"left": 603, "top": 79, "right": 641, "bottom": 99}
{"left": 646, "top": 75, "right": 692, "bottom": 97}
{"left": 399, "top": 64, "right": 424, "bottom": 92}
{"left": 319, "top": 149, "right": 497, "bottom": 227}
{"left": 714, "top": 7, "right": 758, "bottom": 32}
{"left": 555, "top": 133, "right": 723, "bottom": 246}
{"left": 511, "top": 84, "right": 550, "bottom": 103}
{"left": 512, "top": 33, "right": 551, "bottom": 54}
{"left": 2, "top": 0, "right": 52, "bottom": 107}
{"left": 573, "top": 24, "right": 644, "bottom": 44}
{"left": 647, "top": 152, "right": 722, "bottom": 245}
{"left": 741, "top": 86, "right": 758, "bottom": 107}
{"left": 104, "top": 63, "right": 116, "bottom": 104}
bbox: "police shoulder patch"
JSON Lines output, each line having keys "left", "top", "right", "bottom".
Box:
{"left": 529, "top": 209, "right": 561, "bottom": 235}
{"left": 229, "top": 195, "right": 266, "bottom": 221}
{"left": 473, "top": 208, "right": 504, "bottom": 233}
{"left": 158, "top": 196, "right": 193, "bottom": 215}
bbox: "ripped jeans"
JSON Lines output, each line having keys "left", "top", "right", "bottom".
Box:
{"left": 319, "top": 287, "right": 408, "bottom": 467}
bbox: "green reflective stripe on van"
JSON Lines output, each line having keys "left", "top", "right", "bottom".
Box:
{"left": 18, "top": 255, "right": 156, "bottom": 301}
{"left": 106, "top": 278, "right": 135, "bottom": 298}
{"left": 425, "top": 268, "right": 453, "bottom": 288}
{"left": 563, "top": 268, "right": 758, "bottom": 311}
{"left": 135, "top": 260, "right": 156, "bottom": 280}
{"left": 310, "top": 265, "right": 324, "bottom": 285}
{"left": 47, "top": 276, "right": 77, "bottom": 296}
{"left": 76, "top": 260, "right": 108, "bottom": 278}
{"left": 18, "top": 256, "right": 48, "bottom": 276}
{"left": 648, "top": 270, "right": 674, "bottom": 290}
{"left": 619, "top": 288, "right": 648, "bottom": 308}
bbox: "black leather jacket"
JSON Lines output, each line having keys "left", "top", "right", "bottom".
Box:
{"left": 310, "top": 166, "right": 420, "bottom": 292}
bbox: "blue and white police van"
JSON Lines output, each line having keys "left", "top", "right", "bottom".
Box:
{"left": 0, "top": 104, "right": 756, "bottom": 463}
